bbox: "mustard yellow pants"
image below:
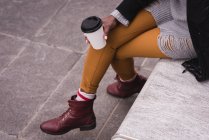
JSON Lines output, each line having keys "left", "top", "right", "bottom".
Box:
{"left": 80, "top": 10, "right": 170, "bottom": 94}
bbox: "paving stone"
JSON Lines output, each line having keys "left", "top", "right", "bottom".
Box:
{"left": 33, "top": 0, "right": 120, "bottom": 53}
{"left": 136, "top": 68, "right": 152, "bottom": 78}
{"left": 20, "top": 55, "right": 121, "bottom": 140}
{"left": 134, "top": 57, "right": 145, "bottom": 68}
{"left": 142, "top": 58, "right": 159, "bottom": 70}
{"left": 0, "top": 43, "right": 80, "bottom": 134}
{"left": 97, "top": 95, "right": 138, "bottom": 140}
{"left": 112, "top": 138, "right": 125, "bottom": 140}
{"left": 0, "top": 34, "right": 28, "bottom": 72}
{"left": 0, "top": 0, "right": 68, "bottom": 38}
{"left": 0, "top": 131, "right": 17, "bottom": 140}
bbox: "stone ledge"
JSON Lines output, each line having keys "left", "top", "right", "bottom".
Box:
{"left": 112, "top": 59, "right": 209, "bottom": 140}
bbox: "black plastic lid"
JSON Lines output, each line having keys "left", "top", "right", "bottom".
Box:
{"left": 81, "top": 16, "right": 102, "bottom": 33}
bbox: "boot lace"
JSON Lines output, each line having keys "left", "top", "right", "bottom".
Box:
{"left": 59, "top": 105, "right": 72, "bottom": 122}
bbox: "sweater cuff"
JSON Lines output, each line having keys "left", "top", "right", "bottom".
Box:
{"left": 110, "top": 10, "right": 129, "bottom": 26}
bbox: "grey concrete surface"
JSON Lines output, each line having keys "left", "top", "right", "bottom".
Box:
{"left": 113, "top": 60, "right": 209, "bottom": 140}
{"left": 98, "top": 95, "right": 138, "bottom": 140}
{"left": 0, "top": 43, "right": 80, "bottom": 134}
{"left": 0, "top": 34, "right": 28, "bottom": 72}
{"left": 0, "top": 0, "right": 158, "bottom": 140}
{"left": 0, "top": 131, "right": 17, "bottom": 140}
{"left": 0, "top": 0, "right": 68, "bottom": 38}
{"left": 32, "top": 0, "right": 120, "bottom": 53}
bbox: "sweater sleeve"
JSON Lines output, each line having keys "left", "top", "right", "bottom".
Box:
{"left": 116, "top": 0, "right": 156, "bottom": 22}
{"left": 110, "top": 10, "right": 129, "bottom": 26}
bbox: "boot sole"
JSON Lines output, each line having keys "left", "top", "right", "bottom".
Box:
{"left": 107, "top": 90, "right": 139, "bottom": 98}
{"left": 80, "top": 122, "right": 96, "bottom": 131}
{"left": 40, "top": 122, "right": 96, "bottom": 135}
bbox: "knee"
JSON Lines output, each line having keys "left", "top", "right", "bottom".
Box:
{"left": 115, "top": 50, "right": 126, "bottom": 60}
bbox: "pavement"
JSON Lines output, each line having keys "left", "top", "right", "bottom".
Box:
{"left": 0, "top": 0, "right": 159, "bottom": 140}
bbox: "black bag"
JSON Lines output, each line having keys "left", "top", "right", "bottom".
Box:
{"left": 182, "top": 0, "right": 209, "bottom": 82}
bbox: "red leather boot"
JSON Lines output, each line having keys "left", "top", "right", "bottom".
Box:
{"left": 107, "top": 74, "right": 147, "bottom": 98}
{"left": 40, "top": 95, "right": 96, "bottom": 135}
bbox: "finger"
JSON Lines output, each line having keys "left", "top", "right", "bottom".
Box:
{"left": 103, "top": 26, "right": 110, "bottom": 36}
{"left": 86, "top": 39, "right": 90, "bottom": 44}
{"left": 102, "top": 25, "right": 109, "bottom": 40}
{"left": 84, "top": 37, "right": 90, "bottom": 44}
{"left": 104, "top": 35, "right": 108, "bottom": 40}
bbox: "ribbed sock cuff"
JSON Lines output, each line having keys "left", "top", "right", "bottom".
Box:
{"left": 76, "top": 89, "right": 96, "bottom": 101}
{"left": 119, "top": 74, "right": 137, "bottom": 82}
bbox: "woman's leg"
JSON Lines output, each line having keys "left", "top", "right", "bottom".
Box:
{"left": 80, "top": 10, "right": 157, "bottom": 94}
{"left": 111, "top": 28, "right": 170, "bottom": 81}
{"left": 40, "top": 10, "right": 158, "bottom": 135}
{"left": 106, "top": 28, "right": 170, "bottom": 98}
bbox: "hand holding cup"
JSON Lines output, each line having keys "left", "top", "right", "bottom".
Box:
{"left": 102, "top": 15, "right": 118, "bottom": 40}
{"left": 82, "top": 15, "right": 118, "bottom": 49}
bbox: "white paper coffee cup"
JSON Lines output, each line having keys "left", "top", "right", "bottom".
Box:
{"left": 81, "top": 16, "right": 106, "bottom": 50}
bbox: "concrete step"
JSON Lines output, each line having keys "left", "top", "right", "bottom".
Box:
{"left": 112, "top": 59, "right": 209, "bottom": 140}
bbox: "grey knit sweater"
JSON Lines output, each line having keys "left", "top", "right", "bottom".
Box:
{"left": 111, "top": 0, "right": 197, "bottom": 59}
{"left": 159, "top": 0, "right": 190, "bottom": 37}
{"left": 111, "top": 0, "right": 190, "bottom": 36}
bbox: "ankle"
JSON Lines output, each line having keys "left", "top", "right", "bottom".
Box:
{"left": 76, "top": 88, "right": 96, "bottom": 101}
